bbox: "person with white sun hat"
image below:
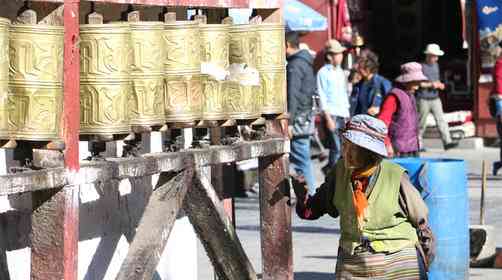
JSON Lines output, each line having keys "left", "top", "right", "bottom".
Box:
{"left": 416, "top": 43, "right": 458, "bottom": 151}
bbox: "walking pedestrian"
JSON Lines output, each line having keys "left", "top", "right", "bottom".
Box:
{"left": 317, "top": 39, "right": 351, "bottom": 170}
{"left": 285, "top": 31, "right": 317, "bottom": 193}
{"left": 292, "top": 114, "right": 434, "bottom": 280}
{"left": 378, "top": 62, "right": 428, "bottom": 157}
{"left": 417, "top": 44, "right": 458, "bottom": 151}
{"left": 351, "top": 54, "right": 392, "bottom": 116}
{"left": 344, "top": 32, "right": 366, "bottom": 72}
{"left": 491, "top": 40, "right": 502, "bottom": 175}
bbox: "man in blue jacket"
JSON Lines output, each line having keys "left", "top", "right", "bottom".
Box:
{"left": 286, "top": 31, "right": 316, "bottom": 193}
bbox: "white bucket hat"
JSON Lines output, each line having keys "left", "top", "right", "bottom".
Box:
{"left": 424, "top": 43, "right": 445, "bottom": 56}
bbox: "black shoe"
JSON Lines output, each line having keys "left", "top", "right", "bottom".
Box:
{"left": 493, "top": 162, "right": 502, "bottom": 176}
{"left": 444, "top": 142, "right": 459, "bottom": 151}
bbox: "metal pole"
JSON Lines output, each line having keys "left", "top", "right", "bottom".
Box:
{"left": 480, "top": 160, "right": 487, "bottom": 225}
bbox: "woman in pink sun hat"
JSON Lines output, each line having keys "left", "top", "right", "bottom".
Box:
{"left": 378, "top": 62, "right": 428, "bottom": 157}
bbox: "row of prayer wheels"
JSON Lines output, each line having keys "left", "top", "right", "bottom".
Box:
{"left": 0, "top": 17, "right": 286, "bottom": 141}
{"left": 80, "top": 20, "right": 286, "bottom": 138}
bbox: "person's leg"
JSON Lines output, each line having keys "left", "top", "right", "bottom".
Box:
{"left": 499, "top": 121, "right": 502, "bottom": 163}
{"left": 327, "top": 119, "right": 338, "bottom": 168}
{"left": 430, "top": 98, "right": 453, "bottom": 147}
{"left": 494, "top": 120, "right": 502, "bottom": 175}
{"left": 417, "top": 98, "right": 431, "bottom": 148}
{"left": 290, "top": 137, "right": 316, "bottom": 193}
{"left": 328, "top": 116, "right": 345, "bottom": 166}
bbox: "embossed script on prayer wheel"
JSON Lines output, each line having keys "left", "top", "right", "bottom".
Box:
{"left": 164, "top": 72, "right": 202, "bottom": 122}
{"left": 256, "top": 24, "right": 286, "bottom": 115}
{"left": 259, "top": 67, "right": 286, "bottom": 114}
{"left": 80, "top": 23, "right": 131, "bottom": 136}
{"left": 201, "top": 76, "right": 226, "bottom": 121}
{"left": 163, "top": 21, "right": 202, "bottom": 123}
{"left": 164, "top": 21, "right": 201, "bottom": 74}
{"left": 8, "top": 24, "right": 64, "bottom": 141}
{"left": 0, "top": 18, "right": 9, "bottom": 139}
{"left": 225, "top": 81, "right": 262, "bottom": 120}
{"left": 229, "top": 24, "right": 258, "bottom": 67}
{"left": 129, "top": 22, "right": 165, "bottom": 126}
{"left": 200, "top": 24, "right": 229, "bottom": 121}
{"left": 200, "top": 24, "right": 230, "bottom": 70}
{"left": 256, "top": 24, "right": 286, "bottom": 68}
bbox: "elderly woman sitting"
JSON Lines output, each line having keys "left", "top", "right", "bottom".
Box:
{"left": 293, "top": 115, "right": 434, "bottom": 280}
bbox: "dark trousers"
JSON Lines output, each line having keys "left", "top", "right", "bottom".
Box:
{"left": 496, "top": 120, "right": 502, "bottom": 169}
{"left": 327, "top": 116, "right": 346, "bottom": 168}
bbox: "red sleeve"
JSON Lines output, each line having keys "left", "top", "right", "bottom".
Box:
{"left": 494, "top": 58, "right": 502, "bottom": 95}
{"left": 378, "top": 94, "right": 398, "bottom": 146}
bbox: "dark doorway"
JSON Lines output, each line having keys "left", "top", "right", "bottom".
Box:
{"left": 369, "top": 0, "right": 465, "bottom": 78}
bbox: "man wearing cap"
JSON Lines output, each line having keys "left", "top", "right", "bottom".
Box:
{"left": 292, "top": 114, "right": 434, "bottom": 279}
{"left": 317, "top": 39, "right": 351, "bottom": 170}
{"left": 417, "top": 44, "right": 458, "bottom": 151}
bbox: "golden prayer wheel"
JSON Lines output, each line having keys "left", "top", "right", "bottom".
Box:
{"left": 229, "top": 24, "right": 258, "bottom": 67}
{"left": 164, "top": 71, "right": 203, "bottom": 123}
{"left": 8, "top": 24, "right": 64, "bottom": 141}
{"left": 80, "top": 23, "right": 131, "bottom": 136}
{"left": 0, "top": 18, "right": 9, "bottom": 139}
{"left": 129, "top": 22, "right": 165, "bottom": 126}
{"left": 164, "top": 21, "right": 202, "bottom": 123}
{"left": 256, "top": 24, "right": 286, "bottom": 115}
{"left": 225, "top": 81, "right": 262, "bottom": 120}
{"left": 164, "top": 21, "right": 201, "bottom": 74}
{"left": 200, "top": 24, "right": 230, "bottom": 121}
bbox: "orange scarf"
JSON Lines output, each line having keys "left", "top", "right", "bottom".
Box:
{"left": 351, "top": 165, "right": 378, "bottom": 229}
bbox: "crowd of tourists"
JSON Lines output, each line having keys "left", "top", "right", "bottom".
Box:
{"left": 285, "top": 31, "right": 459, "bottom": 192}
{"left": 285, "top": 31, "right": 448, "bottom": 279}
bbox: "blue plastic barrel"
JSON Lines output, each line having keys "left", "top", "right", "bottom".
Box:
{"left": 392, "top": 158, "right": 469, "bottom": 280}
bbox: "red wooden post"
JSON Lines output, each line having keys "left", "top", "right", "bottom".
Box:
{"left": 62, "top": 2, "right": 80, "bottom": 279}
{"left": 259, "top": 119, "right": 293, "bottom": 280}
{"left": 63, "top": 0, "right": 81, "bottom": 170}
{"left": 31, "top": 2, "right": 80, "bottom": 280}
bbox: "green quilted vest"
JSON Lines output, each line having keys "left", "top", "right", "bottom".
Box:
{"left": 333, "top": 160, "right": 418, "bottom": 254}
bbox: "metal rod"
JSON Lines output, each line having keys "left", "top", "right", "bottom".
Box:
{"left": 480, "top": 160, "right": 487, "bottom": 225}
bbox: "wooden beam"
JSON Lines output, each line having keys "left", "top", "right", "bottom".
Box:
{"left": 31, "top": 185, "right": 79, "bottom": 280}
{"left": 115, "top": 169, "right": 194, "bottom": 280}
{"left": 85, "top": 0, "right": 250, "bottom": 8}
{"left": 0, "top": 139, "right": 289, "bottom": 196}
{"left": 185, "top": 175, "right": 257, "bottom": 280}
{"left": 259, "top": 119, "right": 292, "bottom": 280}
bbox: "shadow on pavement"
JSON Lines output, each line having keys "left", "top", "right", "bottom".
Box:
{"left": 294, "top": 271, "right": 334, "bottom": 279}
{"left": 304, "top": 255, "right": 338, "bottom": 260}
{"left": 237, "top": 225, "right": 340, "bottom": 235}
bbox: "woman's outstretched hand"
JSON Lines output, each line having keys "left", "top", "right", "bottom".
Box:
{"left": 291, "top": 174, "right": 309, "bottom": 202}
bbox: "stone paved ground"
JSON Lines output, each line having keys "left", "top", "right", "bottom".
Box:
{"left": 198, "top": 147, "right": 502, "bottom": 279}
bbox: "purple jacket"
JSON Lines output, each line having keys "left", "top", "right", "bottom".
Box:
{"left": 388, "top": 88, "right": 419, "bottom": 154}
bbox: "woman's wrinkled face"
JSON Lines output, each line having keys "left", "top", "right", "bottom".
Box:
{"left": 342, "top": 138, "right": 361, "bottom": 170}
{"left": 405, "top": 81, "right": 421, "bottom": 93}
